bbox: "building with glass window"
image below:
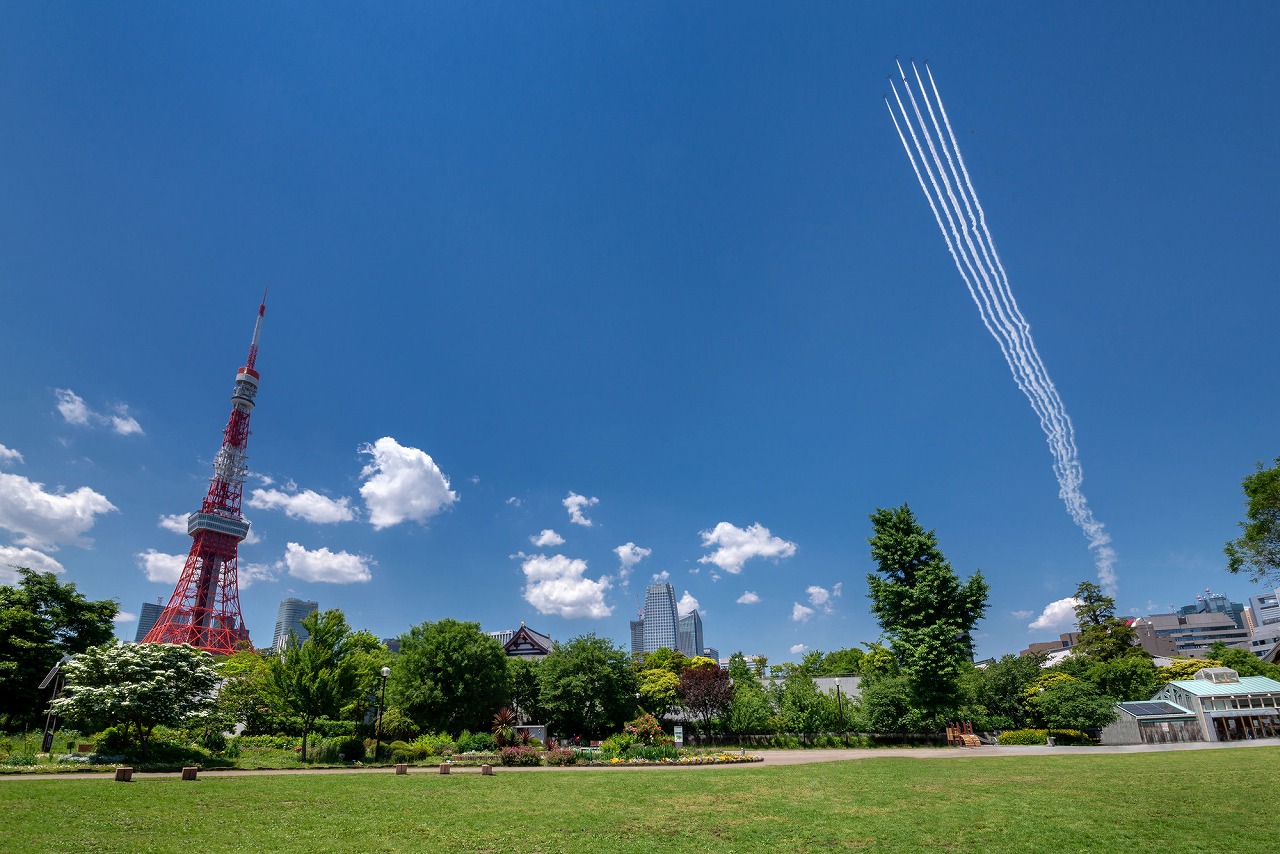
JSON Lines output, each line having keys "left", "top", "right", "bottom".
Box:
{"left": 638, "top": 582, "right": 678, "bottom": 656}
{"left": 677, "top": 610, "right": 704, "bottom": 658}
{"left": 272, "top": 598, "right": 318, "bottom": 650}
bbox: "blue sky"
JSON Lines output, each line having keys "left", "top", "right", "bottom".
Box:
{"left": 2, "top": 3, "right": 1278, "bottom": 663}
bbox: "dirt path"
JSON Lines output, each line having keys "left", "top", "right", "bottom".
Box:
{"left": 5, "top": 737, "right": 1277, "bottom": 782}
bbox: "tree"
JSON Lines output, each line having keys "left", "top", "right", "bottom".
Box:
{"left": 0, "top": 569, "right": 118, "bottom": 728}
{"left": 1072, "top": 581, "right": 1142, "bottom": 662}
{"left": 1207, "top": 641, "right": 1280, "bottom": 681}
{"left": 637, "top": 668, "right": 680, "bottom": 719}
{"left": 1084, "top": 656, "right": 1160, "bottom": 702}
{"left": 388, "top": 618, "right": 509, "bottom": 736}
{"left": 772, "top": 669, "right": 836, "bottom": 740}
{"left": 508, "top": 656, "right": 545, "bottom": 723}
{"left": 51, "top": 642, "right": 218, "bottom": 756}
{"left": 964, "top": 653, "right": 1043, "bottom": 729}
{"left": 214, "top": 649, "right": 280, "bottom": 735}
{"left": 678, "top": 663, "right": 733, "bottom": 733}
{"left": 1026, "top": 674, "right": 1117, "bottom": 733}
{"left": 819, "top": 647, "right": 865, "bottom": 676}
{"left": 640, "top": 647, "right": 689, "bottom": 676}
{"left": 268, "top": 609, "right": 364, "bottom": 760}
{"left": 866, "top": 505, "right": 989, "bottom": 724}
{"left": 537, "top": 634, "right": 636, "bottom": 739}
{"left": 855, "top": 675, "right": 914, "bottom": 733}
{"left": 1224, "top": 457, "right": 1280, "bottom": 584}
{"left": 725, "top": 682, "right": 774, "bottom": 736}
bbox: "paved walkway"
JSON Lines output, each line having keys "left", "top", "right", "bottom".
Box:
{"left": 5, "top": 738, "right": 1278, "bottom": 782}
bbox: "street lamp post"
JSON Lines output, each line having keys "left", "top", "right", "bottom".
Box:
{"left": 375, "top": 665, "right": 391, "bottom": 762}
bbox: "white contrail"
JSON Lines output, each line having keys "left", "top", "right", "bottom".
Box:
{"left": 886, "top": 61, "right": 1116, "bottom": 591}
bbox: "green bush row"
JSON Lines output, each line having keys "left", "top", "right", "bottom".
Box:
{"left": 996, "top": 729, "right": 1095, "bottom": 746}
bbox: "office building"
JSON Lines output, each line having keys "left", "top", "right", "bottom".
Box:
{"left": 1250, "top": 589, "right": 1280, "bottom": 627}
{"left": 1133, "top": 611, "right": 1250, "bottom": 658}
{"left": 639, "top": 582, "right": 678, "bottom": 656}
{"left": 702, "top": 646, "right": 719, "bottom": 662}
{"left": 677, "top": 610, "right": 704, "bottom": 658}
{"left": 272, "top": 598, "right": 318, "bottom": 650}
{"left": 133, "top": 600, "right": 163, "bottom": 644}
{"left": 630, "top": 619, "right": 645, "bottom": 658}
{"left": 1179, "top": 589, "right": 1248, "bottom": 631}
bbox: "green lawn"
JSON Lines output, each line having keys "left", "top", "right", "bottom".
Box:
{"left": 2, "top": 747, "right": 1273, "bottom": 853}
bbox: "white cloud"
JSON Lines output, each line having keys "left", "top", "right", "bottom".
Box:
{"left": 698, "top": 522, "right": 797, "bottom": 574}
{"left": 506, "top": 497, "right": 522, "bottom": 507}
{"left": 710, "top": 572, "right": 720, "bottom": 582}
{"left": 1028, "top": 597, "right": 1082, "bottom": 632}
{"left": 358, "top": 437, "right": 457, "bottom": 529}
{"left": 282, "top": 542, "right": 373, "bottom": 584}
{"left": 0, "top": 546, "right": 67, "bottom": 583}
{"left": 158, "top": 513, "right": 190, "bottom": 535}
{"left": 520, "top": 553, "right": 612, "bottom": 619}
{"left": 238, "top": 562, "right": 277, "bottom": 589}
{"left": 806, "top": 583, "right": 842, "bottom": 614}
{"left": 55, "top": 389, "right": 143, "bottom": 436}
{"left": 677, "top": 590, "right": 700, "bottom": 617}
{"left": 563, "top": 492, "right": 599, "bottom": 527}
{"left": 1011, "top": 609, "right": 1034, "bottom": 620}
{"left": 736, "top": 591, "right": 761, "bottom": 605}
{"left": 249, "top": 487, "right": 356, "bottom": 524}
{"left": 468, "top": 475, "right": 481, "bottom": 484}
{"left": 0, "top": 472, "right": 117, "bottom": 549}
{"left": 137, "top": 549, "right": 187, "bottom": 584}
{"left": 531, "top": 529, "right": 565, "bottom": 548}
{"left": 613, "top": 542, "right": 651, "bottom": 579}
{"left": 652, "top": 570, "right": 670, "bottom": 582}
{"left": 790, "top": 643, "right": 808, "bottom": 655}
{"left": 114, "top": 611, "right": 137, "bottom": 623}
{"left": 0, "top": 444, "right": 24, "bottom": 466}
{"left": 791, "top": 603, "right": 815, "bottom": 623}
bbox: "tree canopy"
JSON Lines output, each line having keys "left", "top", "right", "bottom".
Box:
{"left": 51, "top": 642, "right": 218, "bottom": 755}
{"left": 1225, "top": 457, "right": 1280, "bottom": 584}
{"left": 866, "top": 504, "right": 989, "bottom": 723}
{"left": 268, "top": 609, "right": 366, "bottom": 759}
{"left": 1072, "top": 581, "right": 1143, "bottom": 661}
{"left": 0, "top": 568, "right": 118, "bottom": 728}
{"left": 387, "top": 618, "right": 509, "bottom": 736}
{"left": 536, "top": 634, "right": 636, "bottom": 738}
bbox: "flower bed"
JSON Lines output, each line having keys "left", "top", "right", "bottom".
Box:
{"left": 584, "top": 752, "right": 762, "bottom": 766}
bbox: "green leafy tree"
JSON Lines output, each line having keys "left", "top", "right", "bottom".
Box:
{"left": 726, "top": 651, "right": 762, "bottom": 688}
{"left": 388, "top": 618, "right": 510, "bottom": 736}
{"left": 1158, "top": 658, "right": 1221, "bottom": 683}
{"left": 963, "top": 653, "right": 1043, "bottom": 729}
{"left": 637, "top": 668, "right": 680, "bottom": 719}
{"left": 51, "top": 642, "right": 218, "bottom": 756}
{"left": 1207, "top": 641, "right": 1280, "bottom": 680}
{"left": 855, "top": 675, "right": 914, "bottom": 733}
{"left": 214, "top": 649, "right": 280, "bottom": 735}
{"left": 268, "top": 609, "right": 364, "bottom": 760}
{"left": 537, "top": 634, "right": 636, "bottom": 739}
{"left": 772, "top": 669, "right": 836, "bottom": 739}
{"left": 507, "top": 656, "right": 544, "bottom": 723}
{"left": 1084, "top": 656, "right": 1160, "bottom": 701}
{"left": 1026, "top": 674, "right": 1117, "bottom": 733}
{"left": 819, "top": 647, "right": 865, "bottom": 676}
{"left": 0, "top": 569, "right": 118, "bottom": 728}
{"left": 1224, "top": 457, "right": 1280, "bottom": 583}
{"left": 641, "top": 647, "right": 689, "bottom": 677}
{"left": 1072, "top": 581, "right": 1142, "bottom": 661}
{"left": 866, "top": 505, "right": 989, "bottom": 724}
{"left": 797, "top": 649, "right": 826, "bottom": 676}
{"left": 726, "top": 683, "right": 774, "bottom": 735}
{"left": 857, "top": 643, "right": 899, "bottom": 683}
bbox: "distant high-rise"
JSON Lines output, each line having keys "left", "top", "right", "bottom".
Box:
{"left": 272, "top": 598, "right": 318, "bottom": 650}
{"left": 133, "top": 600, "right": 163, "bottom": 644}
{"left": 641, "top": 582, "right": 678, "bottom": 655}
{"left": 677, "top": 610, "right": 704, "bottom": 658}
{"left": 630, "top": 619, "right": 645, "bottom": 659}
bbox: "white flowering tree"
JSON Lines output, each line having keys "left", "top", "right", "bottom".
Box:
{"left": 51, "top": 642, "right": 219, "bottom": 756}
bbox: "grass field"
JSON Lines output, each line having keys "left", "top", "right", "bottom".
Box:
{"left": 2, "top": 747, "right": 1274, "bottom": 852}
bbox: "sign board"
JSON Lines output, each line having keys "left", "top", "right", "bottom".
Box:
{"left": 673, "top": 725, "right": 683, "bottom": 746}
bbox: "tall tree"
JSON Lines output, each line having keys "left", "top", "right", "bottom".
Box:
{"left": 0, "top": 569, "right": 118, "bottom": 728}
{"left": 1072, "top": 581, "right": 1141, "bottom": 661}
{"left": 866, "top": 504, "right": 989, "bottom": 724}
{"left": 51, "top": 642, "right": 218, "bottom": 756}
{"left": 964, "top": 653, "right": 1043, "bottom": 729}
{"left": 268, "top": 609, "right": 363, "bottom": 760}
{"left": 1225, "top": 457, "right": 1280, "bottom": 584}
{"left": 537, "top": 634, "right": 636, "bottom": 739}
{"left": 678, "top": 663, "right": 733, "bottom": 733}
{"left": 387, "top": 618, "right": 510, "bottom": 736}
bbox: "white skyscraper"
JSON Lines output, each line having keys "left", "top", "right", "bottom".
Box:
{"left": 641, "top": 582, "right": 678, "bottom": 655}
{"left": 272, "top": 598, "right": 318, "bottom": 650}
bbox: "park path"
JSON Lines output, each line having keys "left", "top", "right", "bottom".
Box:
{"left": 4, "top": 737, "right": 1278, "bottom": 782}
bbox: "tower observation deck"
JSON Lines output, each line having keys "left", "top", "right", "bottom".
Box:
{"left": 143, "top": 296, "right": 267, "bottom": 654}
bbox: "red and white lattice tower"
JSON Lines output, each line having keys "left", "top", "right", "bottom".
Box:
{"left": 143, "top": 296, "right": 266, "bottom": 654}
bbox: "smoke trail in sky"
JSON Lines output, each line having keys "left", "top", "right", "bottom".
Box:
{"left": 885, "top": 60, "right": 1117, "bottom": 592}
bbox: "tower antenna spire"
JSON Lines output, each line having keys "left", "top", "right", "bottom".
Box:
{"left": 144, "top": 296, "right": 268, "bottom": 653}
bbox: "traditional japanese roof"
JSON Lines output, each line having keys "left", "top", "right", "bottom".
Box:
{"left": 503, "top": 624, "right": 553, "bottom": 657}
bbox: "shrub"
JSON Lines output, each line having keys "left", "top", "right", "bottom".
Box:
{"left": 2, "top": 752, "right": 37, "bottom": 766}
{"left": 412, "top": 733, "right": 456, "bottom": 757}
{"left": 334, "top": 736, "right": 365, "bottom": 762}
{"left": 377, "top": 708, "right": 419, "bottom": 742}
{"left": 544, "top": 748, "right": 577, "bottom": 766}
{"left": 599, "top": 732, "right": 638, "bottom": 757}
{"left": 236, "top": 734, "right": 298, "bottom": 751}
{"left": 499, "top": 746, "right": 542, "bottom": 766}
{"left": 625, "top": 712, "right": 668, "bottom": 745}
{"left": 456, "top": 731, "right": 496, "bottom": 753}
{"left": 996, "top": 728, "right": 1095, "bottom": 746}
{"left": 93, "top": 725, "right": 132, "bottom": 754}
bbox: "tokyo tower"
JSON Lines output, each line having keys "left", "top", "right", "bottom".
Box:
{"left": 143, "top": 296, "right": 266, "bottom": 654}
